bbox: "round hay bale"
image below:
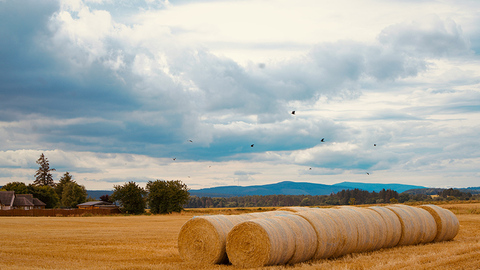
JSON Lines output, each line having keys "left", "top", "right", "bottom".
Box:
{"left": 178, "top": 211, "right": 292, "bottom": 264}
{"left": 344, "top": 207, "right": 387, "bottom": 251}
{"left": 442, "top": 206, "right": 460, "bottom": 241}
{"left": 336, "top": 207, "right": 378, "bottom": 253}
{"left": 393, "top": 204, "right": 436, "bottom": 244}
{"left": 226, "top": 214, "right": 317, "bottom": 268}
{"left": 368, "top": 206, "right": 402, "bottom": 248}
{"left": 282, "top": 214, "right": 318, "bottom": 264}
{"left": 320, "top": 208, "right": 359, "bottom": 256}
{"left": 385, "top": 205, "right": 419, "bottom": 246}
{"left": 294, "top": 208, "right": 341, "bottom": 259}
{"left": 178, "top": 214, "right": 249, "bottom": 264}
{"left": 418, "top": 204, "right": 460, "bottom": 242}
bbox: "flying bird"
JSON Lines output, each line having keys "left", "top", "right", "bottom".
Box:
{"left": 251, "top": 144, "right": 254, "bottom": 147}
{"left": 321, "top": 138, "right": 325, "bottom": 142}
{"left": 188, "top": 140, "right": 193, "bottom": 143}
{"left": 173, "top": 158, "right": 176, "bottom": 161}
{"left": 374, "top": 144, "right": 376, "bottom": 146}
{"left": 366, "top": 172, "right": 370, "bottom": 175}
{"left": 291, "top": 111, "right": 295, "bottom": 115}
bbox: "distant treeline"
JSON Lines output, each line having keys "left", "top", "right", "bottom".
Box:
{"left": 185, "top": 188, "right": 479, "bottom": 208}
{"left": 404, "top": 187, "right": 480, "bottom": 195}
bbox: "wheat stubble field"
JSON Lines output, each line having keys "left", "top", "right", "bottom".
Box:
{"left": 0, "top": 203, "right": 479, "bottom": 270}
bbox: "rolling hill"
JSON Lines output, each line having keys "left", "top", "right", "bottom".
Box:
{"left": 188, "top": 181, "right": 427, "bottom": 197}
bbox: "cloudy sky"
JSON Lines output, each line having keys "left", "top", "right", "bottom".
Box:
{"left": 1, "top": 0, "right": 479, "bottom": 190}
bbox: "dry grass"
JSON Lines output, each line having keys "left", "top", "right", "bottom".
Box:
{"left": 0, "top": 203, "right": 479, "bottom": 269}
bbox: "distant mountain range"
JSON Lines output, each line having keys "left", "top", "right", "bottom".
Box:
{"left": 187, "top": 181, "right": 427, "bottom": 198}
{"left": 86, "top": 190, "right": 113, "bottom": 200}
{"left": 3, "top": 182, "right": 477, "bottom": 200}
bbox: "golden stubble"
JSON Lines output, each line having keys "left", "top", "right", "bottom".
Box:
{"left": 0, "top": 203, "right": 479, "bottom": 270}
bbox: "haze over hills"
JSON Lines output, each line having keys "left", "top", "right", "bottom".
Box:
{"left": 332, "top": 182, "right": 427, "bottom": 193}
{"left": 6, "top": 181, "right": 472, "bottom": 200}
{"left": 188, "top": 181, "right": 427, "bottom": 198}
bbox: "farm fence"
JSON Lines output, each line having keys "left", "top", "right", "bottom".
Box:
{"left": 0, "top": 208, "right": 120, "bottom": 217}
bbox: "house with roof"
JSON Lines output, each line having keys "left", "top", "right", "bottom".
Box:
{"left": 0, "top": 191, "right": 15, "bottom": 210}
{"left": 0, "top": 191, "right": 46, "bottom": 210}
{"left": 77, "top": 201, "right": 117, "bottom": 210}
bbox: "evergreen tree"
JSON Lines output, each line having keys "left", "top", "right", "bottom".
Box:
{"left": 61, "top": 182, "right": 87, "bottom": 208}
{"left": 55, "top": 172, "right": 74, "bottom": 198}
{"left": 33, "top": 153, "right": 56, "bottom": 187}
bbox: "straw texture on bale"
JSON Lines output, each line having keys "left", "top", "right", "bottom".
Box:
{"left": 277, "top": 207, "right": 316, "bottom": 212}
{"left": 322, "top": 208, "right": 359, "bottom": 256}
{"left": 226, "top": 214, "right": 317, "bottom": 268}
{"left": 337, "top": 207, "right": 376, "bottom": 253}
{"left": 178, "top": 211, "right": 292, "bottom": 264}
{"left": 368, "top": 206, "right": 402, "bottom": 248}
{"left": 393, "top": 204, "right": 437, "bottom": 244}
{"left": 340, "top": 207, "right": 387, "bottom": 252}
{"left": 386, "top": 205, "right": 436, "bottom": 246}
{"left": 385, "top": 205, "right": 419, "bottom": 246}
{"left": 294, "top": 209, "right": 341, "bottom": 259}
{"left": 418, "top": 204, "right": 460, "bottom": 242}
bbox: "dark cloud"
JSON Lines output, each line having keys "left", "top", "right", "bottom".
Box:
{"left": 1, "top": 0, "right": 478, "bottom": 178}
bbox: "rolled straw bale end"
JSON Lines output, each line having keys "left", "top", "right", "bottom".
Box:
{"left": 418, "top": 204, "right": 460, "bottom": 241}
{"left": 178, "top": 217, "right": 225, "bottom": 264}
{"left": 226, "top": 221, "right": 271, "bottom": 268}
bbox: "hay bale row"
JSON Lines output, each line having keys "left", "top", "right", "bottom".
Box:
{"left": 178, "top": 204, "right": 459, "bottom": 267}
{"left": 178, "top": 210, "right": 291, "bottom": 264}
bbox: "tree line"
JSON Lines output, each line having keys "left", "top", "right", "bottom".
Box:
{"left": 3, "top": 154, "right": 476, "bottom": 213}
{"left": 0, "top": 153, "right": 190, "bottom": 214}
{"left": 110, "top": 180, "right": 190, "bottom": 214}
{"left": 1, "top": 154, "right": 88, "bottom": 208}
{"left": 186, "top": 187, "right": 478, "bottom": 208}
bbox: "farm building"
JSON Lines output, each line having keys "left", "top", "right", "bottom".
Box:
{"left": 0, "top": 191, "right": 46, "bottom": 210}
{"left": 77, "top": 201, "right": 117, "bottom": 210}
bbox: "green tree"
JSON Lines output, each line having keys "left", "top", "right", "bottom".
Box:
{"left": 112, "top": 181, "right": 146, "bottom": 214}
{"left": 55, "top": 172, "right": 74, "bottom": 198}
{"left": 29, "top": 184, "right": 59, "bottom": 208}
{"left": 146, "top": 180, "right": 190, "bottom": 214}
{"left": 349, "top": 197, "right": 357, "bottom": 205}
{"left": 33, "top": 153, "right": 56, "bottom": 187}
{"left": 299, "top": 197, "right": 312, "bottom": 206}
{"left": 61, "top": 182, "right": 87, "bottom": 208}
{"left": 1, "top": 182, "right": 29, "bottom": 194}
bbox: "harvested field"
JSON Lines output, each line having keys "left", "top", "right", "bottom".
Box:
{"left": 0, "top": 203, "right": 479, "bottom": 269}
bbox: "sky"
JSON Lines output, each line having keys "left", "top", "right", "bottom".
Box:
{"left": 1, "top": 0, "right": 479, "bottom": 190}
